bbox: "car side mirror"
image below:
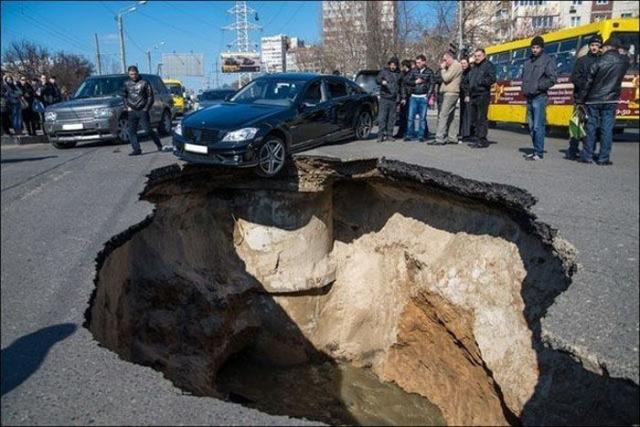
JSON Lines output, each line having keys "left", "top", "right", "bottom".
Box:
{"left": 224, "top": 94, "right": 233, "bottom": 101}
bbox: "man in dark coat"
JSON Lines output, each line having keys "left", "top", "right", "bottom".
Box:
{"left": 376, "top": 57, "right": 401, "bottom": 142}
{"left": 566, "top": 35, "right": 602, "bottom": 159}
{"left": 522, "top": 36, "right": 557, "bottom": 160}
{"left": 577, "top": 37, "right": 630, "bottom": 165}
{"left": 123, "top": 65, "right": 164, "bottom": 155}
{"left": 467, "top": 48, "right": 496, "bottom": 148}
{"left": 394, "top": 59, "right": 412, "bottom": 139}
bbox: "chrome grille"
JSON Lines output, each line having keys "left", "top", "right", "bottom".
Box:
{"left": 56, "top": 109, "right": 95, "bottom": 121}
{"left": 184, "top": 127, "right": 220, "bottom": 143}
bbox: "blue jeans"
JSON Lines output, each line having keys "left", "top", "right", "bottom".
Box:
{"left": 527, "top": 94, "right": 547, "bottom": 157}
{"left": 11, "top": 103, "right": 23, "bottom": 133}
{"left": 406, "top": 96, "right": 428, "bottom": 139}
{"left": 583, "top": 103, "right": 615, "bottom": 163}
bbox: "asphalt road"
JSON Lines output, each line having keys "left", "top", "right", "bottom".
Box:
{"left": 1, "top": 122, "right": 638, "bottom": 425}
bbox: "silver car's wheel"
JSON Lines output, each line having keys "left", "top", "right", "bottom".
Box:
{"left": 116, "top": 117, "right": 129, "bottom": 143}
{"left": 256, "top": 138, "right": 286, "bottom": 177}
{"left": 355, "top": 111, "right": 372, "bottom": 140}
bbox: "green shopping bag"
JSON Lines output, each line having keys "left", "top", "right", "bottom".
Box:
{"left": 569, "top": 107, "right": 586, "bottom": 140}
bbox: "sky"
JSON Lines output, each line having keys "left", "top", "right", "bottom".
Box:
{"left": 1, "top": 0, "right": 325, "bottom": 90}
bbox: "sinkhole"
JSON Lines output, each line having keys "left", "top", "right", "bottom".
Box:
{"left": 86, "top": 157, "right": 639, "bottom": 426}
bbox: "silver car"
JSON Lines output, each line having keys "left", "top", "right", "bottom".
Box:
{"left": 44, "top": 74, "right": 173, "bottom": 149}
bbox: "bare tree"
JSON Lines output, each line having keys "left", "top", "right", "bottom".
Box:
{"left": 1, "top": 39, "right": 94, "bottom": 95}
{"left": 1, "top": 41, "right": 51, "bottom": 78}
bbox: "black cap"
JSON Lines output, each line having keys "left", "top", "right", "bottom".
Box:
{"left": 531, "top": 36, "right": 545, "bottom": 48}
{"left": 603, "top": 36, "right": 622, "bottom": 49}
{"left": 588, "top": 35, "right": 603, "bottom": 45}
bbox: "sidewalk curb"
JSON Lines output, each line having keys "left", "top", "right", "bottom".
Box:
{"left": 1, "top": 135, "right": 49, "bottom": 146}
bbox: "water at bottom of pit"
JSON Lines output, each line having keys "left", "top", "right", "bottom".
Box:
{"left": 215, "top": 349, "right": 446, "bottom": 426}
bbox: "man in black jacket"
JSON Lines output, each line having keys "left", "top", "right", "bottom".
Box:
{"left": 394, "top": 59, "right": 412, "bottom": 139}
{"left": 404, "top": 54, "right": 434, "bottom": 142}
{"left": 123, "top": 65, "right": 164, "bottom": 155}
{"left": 467, "top": 48, "right": 496, "bottom": 148}
{"left": 577, "top": 37, "right": 630, "bottom": 165}
{"left": 376, "top": 57, "right": 401, "bottom": 142}
{"left": 567, "top": 35, "right": 602, "bottom": 160}
{"left": 522, "top": 36, "right": 557, "bottom": 160}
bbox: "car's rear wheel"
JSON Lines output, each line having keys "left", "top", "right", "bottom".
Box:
{"left": 116, "top": 116, "right": 129, "bottom": 144}
{"left": 51, "top": 141, "right": 77, "bottom": 149}
{"left": 355, "top": 110, "right": 372, "bottom": 140}
{"left": 256, "top": 137, "right": 287, "bottom": 178}
{"left": 158, "top": 110, "right": 172, "bottom": 136}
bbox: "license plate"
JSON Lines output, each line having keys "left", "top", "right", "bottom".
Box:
{"left": 62, "top": 123, "right": 83, "bottom": 130}
{"left": 184, "top": 143, "right": 207, "bottom": 154}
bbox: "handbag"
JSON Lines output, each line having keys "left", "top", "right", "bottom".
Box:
{"left": 569, "top": 106, "right": 587, "bottom": 140}
{"left": 33, "top": 99, "right": 45, "bottom": 113}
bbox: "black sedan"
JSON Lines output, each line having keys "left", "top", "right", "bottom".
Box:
{"left": 172, "top": 73, "right": 377, "bottom": 177}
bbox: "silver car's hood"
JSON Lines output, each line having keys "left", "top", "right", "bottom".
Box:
{"left": 48, "top": 96, "right": 122, "bottom": 111}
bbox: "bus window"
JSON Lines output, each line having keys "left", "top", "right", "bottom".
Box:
{"left": 512, "top": 48, "right": 526, "bottom": 60}
{"left": 579, "top": 33, "right": 598, "bottom": 48}
{"left": 611, "top": 31, "right": 640, "bottom": 72}
{"left": 560, "top": 38, "right": 578, "bottom": 53}
{"left": 509, "top": 59, "right": 526, "bottom": 80}
{"left": 545, "top": 42, "right": 559, "bottom": 54}
{"left": 492, "top": 52, "right": 511, "bottom": 80}
{"left": 556, "top": 51, "right": 576, "bottom": 75}
{"left": 556, "top": 38, "right": 579, "bottom": 76}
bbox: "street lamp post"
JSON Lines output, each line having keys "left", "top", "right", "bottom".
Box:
{"left": 146, "top": 41, "right": 165, "bottom": 74}
{"left": 116, "top": 1, "right": 148, "bottom": 73}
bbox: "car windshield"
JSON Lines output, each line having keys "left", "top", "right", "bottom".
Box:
{"left": 74, "top": 76, "right": 128, "bottom": 99}
{"left": 166, "top": 84, "right": 183, "bottom": 96}
{"left": 355, "top": 73, "right": 379, "bottom": 93}
{"left": 229, "top": 79, "right": 305, "bottom": 106}
{"left": 200, "top": 91, "right": 231, "bottom": 101}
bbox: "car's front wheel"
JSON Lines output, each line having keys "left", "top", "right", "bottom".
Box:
{"left": 116, "top": 116, "right": 129, "bottom": 144}
{"left": 355, "top": 110, "right": 372, "bottom": 140}
{"left": 256, "top": 137, "right": 287, "bottom": 177}
{"left": 158, "top": 110, "right": 172, "bottom": 136}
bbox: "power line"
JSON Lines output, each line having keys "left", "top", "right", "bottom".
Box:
{"left": 264, "top": 1, "right": 286, "bottom": 28}
{"left": 276, "top": 2, "right": 304, "bottom": 35}
{"left": 135, "top": 9, "right": 203, "bottom": 39}
{"left": 19, "top": 4, "right": 93, "bottom": 50}
{"left": 4, "top": 9, "right": 92, "bottom": 56}
{"left": 160, "top": 1, "right": 216, "bottom": 28}
{"left": 123, "top": 29, "right": 146, "bottom": 55}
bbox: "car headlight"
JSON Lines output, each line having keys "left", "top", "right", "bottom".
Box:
{"left": 221, "top": 127, "right": 259, "bottom": 142}
{"left": 174, "top": 121, "right": 182, "bottom": 136}
{"left": 93, "top": 107, "right": 113, "bottom": 118}
{"left": 44, "top": 111, "right": 57, "bottom": 122}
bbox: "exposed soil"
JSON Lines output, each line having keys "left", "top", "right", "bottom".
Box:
{"left": 85, "top": 157, "right": 639, "bottom": 426}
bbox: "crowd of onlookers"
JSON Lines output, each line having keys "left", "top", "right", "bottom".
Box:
{"left": 376, "top": 34, "right": 631, "bottom": 165}
{"left": 1, "top": 73, "right": 63, "bottom": 136}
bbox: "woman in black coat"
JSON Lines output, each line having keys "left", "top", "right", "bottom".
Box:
{"left": 458, "top": 58, "right": 473, "bottom": 141}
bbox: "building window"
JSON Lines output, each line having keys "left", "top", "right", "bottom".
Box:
{"left": 517, "top": 0, "right": 547, "bottom": 6}
{"left": 621, "top": 12, "right": 633, "bottom": 18}
{"left": 596, "top": 0, "right": 608, "bottom": 4}
{"left": 592, "top": 14, "right": 607, "bottom": 22}
{"left": 532, "top": 16, "right": 554, "bottom": 28}
{"left": 571, "top": 16, "right": 581, "bottom": 26}
{"left": 572, "top": 0, "right": 582, "bottom": 4}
